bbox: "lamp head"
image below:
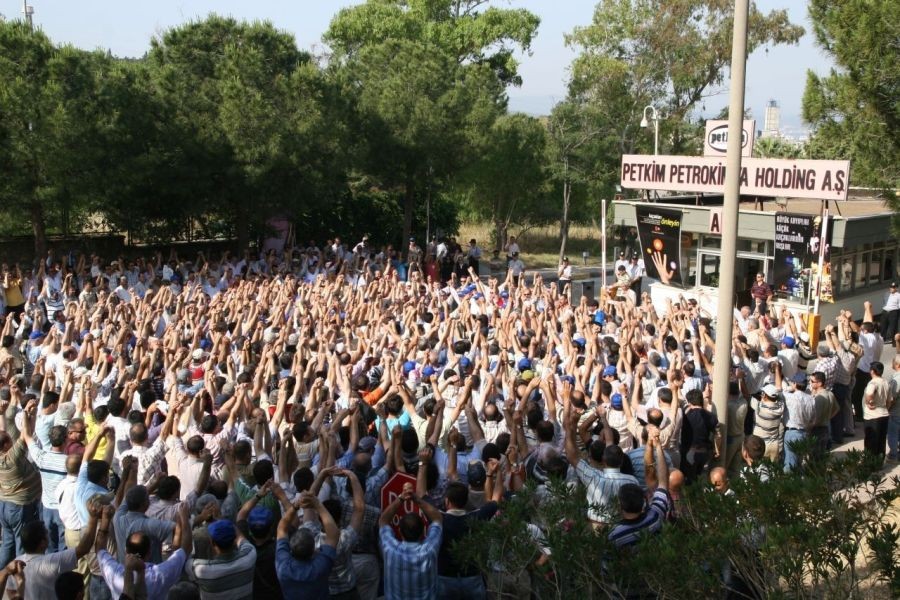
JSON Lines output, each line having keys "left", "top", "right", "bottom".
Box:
{"left": 640, "top": 117, "right": 648, "bottom": 128}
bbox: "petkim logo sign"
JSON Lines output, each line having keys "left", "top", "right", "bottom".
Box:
{"left": 620, "top": 154, "right": 850, "bottom": 201}
{"left": 704, "top": 119, "right": 755, "bottom": 158}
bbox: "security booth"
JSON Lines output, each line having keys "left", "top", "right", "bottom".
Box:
{"left": 611, "top": 192, "right": 895, "bottom": 325}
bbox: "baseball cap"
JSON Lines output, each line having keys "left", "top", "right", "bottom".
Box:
{"left": 459, "top": 356, "right": 472, "bottom": 369}
{"left": 422, "top": 365, "right": 436, "bottom": 378}
{"left": 287, "top": 333, "right": 299, "bottom": 347}
{"left": 572, "top": 334, "right": 586, "bottom": 347}
{"left": 247, "top": 506, "right": 274, "bottom": 536}
{"left": 402, "top": 361, "right": 417, "bottom": 374}
{"left": 192, "top": 348, "right": 204, "bottom": 361}
{"left": 762, "top": 384, "right": 780, "bottom": 398}
{"left": 357, "top": 437, "right": 377, "bottom": 453}
{"left": 29, "top": 331, "right": 44, "bottom": 340}
{"left": 619, "top": 251, "right": 625, "bottom": 256}
{"left": 521, "top": 370, "right": 535, "bottom": 381}
{"left": 517, "top": 358, "right": 532, "bottom": 371}
{"left": 782, "top": 336, "right": 795, "bottom": 348}
{"left": 610, "top": 394, "right": 623, "bottom": 409}
{"left": 207, "top": 520, "right": 236, "bottom": 548}
{"left": 602, "top": 365, "right": 618, "bottom": 377}
{"left": 467, "top": 461, "right": 487, "bottom": 486}
{"left": 892, "top": 282, "right": 897, "bottom": 288}
{"left": 593, "top": 310, "right": 607, "bottom": 326}
{"left": 791, "top": 372, "right": 808, "bottom": 384}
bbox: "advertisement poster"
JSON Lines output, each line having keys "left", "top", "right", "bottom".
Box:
{"left": 774, "top": 212, "right": 832, "bottom": 302}
{"left": 636, "top": 206, "right": 683, "bottom": 287}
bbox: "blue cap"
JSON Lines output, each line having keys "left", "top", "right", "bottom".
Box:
{"left": 782, "top": 336, "right": 795, "bottom": 348}
{"left": 561, "top": 374, "right": 576, "bottom": 385}
{"left": 29, "top": 331, "right": 44, "bottom": 340}
{"left": 199, "top": 339, "right": 212, "bottom": 351}
{"left": 517, "top": 358, "right": 532, "bottom": 371}
{"left": 459, "top": 356, "right": 472, "bottom": 369}
{"left": 500, "top": 291, "right": 509, "bottom": 299}
{"left": 247, "top": 506, "right": 274, "bottom": 534}
{"left": 593, "top": 310, "right": 606, "bottom": 325}
{"left": 422, "top": 365, "right": 436, "bottom": 378}
{"left": 207, "top": 519, "right": 236, "bottom": 548}
{"left": 402, "top": 361, "right": 417, "bottom": 374}
{"left": 791, "top": 372, "right": 807, "bottom": 384}
{"left": 572, "top": 334, "right": 586, "bottom": 347}
{"left": 611, "top": 394, "right": 623, "bottom": 409}
{"left": 602, "top": 365, "right": 617, "bottom": 377}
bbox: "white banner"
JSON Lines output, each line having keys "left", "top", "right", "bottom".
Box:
{"left": 620, "top": 154, "right": 851, "bottom": 201}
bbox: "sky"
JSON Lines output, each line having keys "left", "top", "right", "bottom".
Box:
{"left": 3, "top": 0, "right": 833, "bottom": 133}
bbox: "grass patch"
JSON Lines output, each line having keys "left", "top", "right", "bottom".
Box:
{"left": 458, "top": 221, "right": 616, "bottom": 269}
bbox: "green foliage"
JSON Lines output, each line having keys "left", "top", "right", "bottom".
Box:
{"left": 802, "top": 1, "right": 899, "bottom": 196}
{"left": 567, "top": 0, "right": 803, "bottom": 154}
{"left": 753, "top": 136, "right": 806, "bottom": 159}
{"left": 456, "top": 450, "right": 899, "bottom": 599}
{"left": 457, "top": 113, "right": 551, "bottom": 252}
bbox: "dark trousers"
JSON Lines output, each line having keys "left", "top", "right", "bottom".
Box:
{"left": 881, "top": 309, "right": 899, "bottom": 341}
{"left": 0, "top": 498, "right": 39, "bottom": 568}
{"left": 830, "top": 383, "right": 850, "bottom": 443}
{"left": 682, "top": 446, "right": 709, "bottom": 484}
{"left": 864, "top": 416, "right": 889, "bottom": 461}
{"left": 852, "top": 370, "right": 872, "bottom": 421}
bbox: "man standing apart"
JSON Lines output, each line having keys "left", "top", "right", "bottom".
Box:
{"left": 863, "top": 361, "right": 890, "bottom": 465}
{"left": 750, "top": 274, "right": 773, "bottom": 317}
{"left": 0, "top": 396, "right": 41, "bottom": 568}
{"left": 881, "top": 282, "right": 900, "bottom": 342}
{"left": 379, "top": 482, "right": 444, "bottom": 600}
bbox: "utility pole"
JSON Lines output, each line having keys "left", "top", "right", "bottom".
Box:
{"left": 710, "top": 0, "right": 750, "bottom": 462}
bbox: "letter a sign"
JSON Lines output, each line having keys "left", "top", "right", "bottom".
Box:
{"left": 709, "top": 208, "right": 723, "bottom": 235}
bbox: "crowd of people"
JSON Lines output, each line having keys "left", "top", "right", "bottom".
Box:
{"left": 0, "top": 239, "right": 896, "bottom": 600}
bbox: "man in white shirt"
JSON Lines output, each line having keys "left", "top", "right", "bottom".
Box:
{"left": 16, "top": 501, "right": 100, "bottom": 600}
{"left": 777, "top": 336, "right": 800, "bottom": 380}
{"left": 509, "top": 253, "right": 525, "bottom": 279}
{"left": 881, "top": 282, "right": 900, "bottom": 342}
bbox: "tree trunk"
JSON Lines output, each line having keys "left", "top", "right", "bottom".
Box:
{"left": 31, "top": 199, "right": 47, "bottom": 260}
{"left": 402, "top": 168, "right": 415, "bottom": 247}
{"left": 558, "top": 181, "right": 570, "bottom": 262}
{"left": 494, "top": 220, "right": 507, "bottom": 256}
{"left": 235, "top": 206, "right": 250, "bottom": 254}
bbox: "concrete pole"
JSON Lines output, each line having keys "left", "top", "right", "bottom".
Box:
{"left": 710, "top": 0, "right": 750, "bottom": 461}
{"left": 601, "top": 198, "right": 607, "bottom": 286}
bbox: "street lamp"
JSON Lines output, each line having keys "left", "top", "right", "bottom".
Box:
{"left": 640, "top": 105, "right": 659, "bottom": 155}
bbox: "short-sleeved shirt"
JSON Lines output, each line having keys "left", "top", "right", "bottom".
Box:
{"left": 28, "top": 444, "right": 68, "bottom": 509}
{"left": 574, "top": 461, "right": 639, "bottom": 522}
{"left": 19, "top": 549, "right": 77, "bottom": 600}
{"left": 380, "top": 523, "right": 443, "bottom": 600}
{"left": 0, "top": 438, "right": 41, "bottom": 505}
{"left": 275, "top": 538, "right": 336, "bottom": 600}
{"left": 113, "top": 503, "right": 175, "bottom": 564}
{"left": 608, "top": 489, "right": 672, "bottom": 549}
{"left": 187, "top": 539, "right": 257, "bottom": 600}
{"left": 864, "top": 378, "right": 890, "bottom": 419}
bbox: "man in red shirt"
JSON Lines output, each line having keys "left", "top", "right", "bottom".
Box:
{"left": 750, "top": 273, "right": 773, "bottom": 317}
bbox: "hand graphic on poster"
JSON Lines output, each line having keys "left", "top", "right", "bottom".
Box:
{"left": 651, "top": 251, "right": 675, "bottom": 284}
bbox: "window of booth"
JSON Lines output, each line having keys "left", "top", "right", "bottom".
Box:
{"left": 854, "top": 253, "right": 867, "bottom": 289}
{"left": 869, "top": 250, "right": 883, "bottom": 284}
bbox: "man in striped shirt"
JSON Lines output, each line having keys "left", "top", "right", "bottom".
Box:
{"left": 379, "top": 484, "right": 444, "bottom": 600}
{"left": 187, "top": 519, "right": 257, "bottom": 599}
{"left": 608, "top": 431, "right": 672, "bottom": 549}
{"left": 750, "top": 384, "right": 785, "bottom": 462}
{"left": 23, "top": 401, "right": 68, "bottom": 553}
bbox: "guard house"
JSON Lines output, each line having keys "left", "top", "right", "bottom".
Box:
{"left": 612, "top": 191, "right": 895, "bottom": 324}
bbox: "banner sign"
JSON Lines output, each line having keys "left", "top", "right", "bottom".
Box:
{"left": 773, "top": 212, "right": 833, "bottom": 302}
{"left": 635, "top": 206, "right": 683, "bottom": 287}
{"left": 620, "top": 155, "right": 850, "bottom": 201}
{"left": 704, "top": 119, "right": 755, "bottom": 158}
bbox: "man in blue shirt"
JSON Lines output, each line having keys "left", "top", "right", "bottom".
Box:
{"left": 275, "top": 491, "right": 339, "bottom": 600}
{"left": 379, "top": 484, "right": 444, "bottom": 600}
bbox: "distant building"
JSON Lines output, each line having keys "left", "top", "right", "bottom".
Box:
{"left": 761, "top": 99, "right": 781, "bottom": 138}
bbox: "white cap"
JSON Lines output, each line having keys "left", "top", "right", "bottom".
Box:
{"left": 192, "top": 348, "right": 204, "bottom": 361}
{"left": 762, "top": 384, "right": 780, "bottom": 398}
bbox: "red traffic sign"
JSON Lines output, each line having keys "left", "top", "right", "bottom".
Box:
{"left": 380, "top": 472, "right": 426, "bottom": 539}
